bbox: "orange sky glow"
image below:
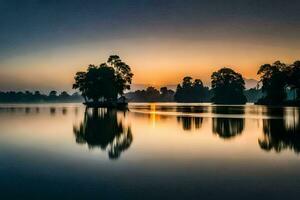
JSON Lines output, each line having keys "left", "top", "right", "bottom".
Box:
{"left": 0, "top": 36, "right": 299, "bottom": 92}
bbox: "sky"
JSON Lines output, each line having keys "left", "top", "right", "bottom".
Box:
{"left": 0, "top": 0, "right": 299, "bottom": 92}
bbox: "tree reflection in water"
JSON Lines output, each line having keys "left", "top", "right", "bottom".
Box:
{"left": 73, "top": 108, "right": 133, "bottom": 160}
{"left": 259, "top": 107, "right": 300, "bottom": 154}
{"left": 212, "top": 106, "right": 245, "bottom": 139}
{"left": 176, "top": 106, "right": 204, "bottom": 131}
{"left": 177, "top": 116, "right": 203, "bottom": 131}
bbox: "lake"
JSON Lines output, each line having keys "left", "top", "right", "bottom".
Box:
{"left": 0, "top": 103, "right": 300, "bottom": 199}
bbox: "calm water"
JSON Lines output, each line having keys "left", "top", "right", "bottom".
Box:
{"left": 0, "top": 103, "right": 300, "bottom": 199}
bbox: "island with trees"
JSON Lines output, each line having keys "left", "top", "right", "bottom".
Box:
{"left": 73, "top": 55, "right": 133, "bottom": 108}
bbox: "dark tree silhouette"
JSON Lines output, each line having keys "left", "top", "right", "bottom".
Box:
{"left": 160, "top": 87, "right": 175, "bottom": 102}
{"left": 107, "top": 55, "right": 134, "bottom": 97}
{"left": 144, "top": 87, "right": 160, "bottom": 101}
{"left": 244, "top": 88, "right": 263, "bottom": 103}
{"left": 73, "top": 108, "right": 133, "bottom": 159}
{"left": 73, "top": 71, "right": 88, "bottom": 102}
{"left": 73, "top": 64, "right": 117, "bottom": 103}
{"left": 59, "top": 91, "right": 69, "bottom": 98}
{"left": 125, "top": 86, "right": 174, "bottom": 102}
{"left": 288, "top": 61, "right": 300, "bottom": 100}
{"left": 211, "top": 68, "right": 247, "bottom": 104}
{"left": 49, "top": 90, "right": 57, "bottom": 100}
{"left": 257, "top": 61, "right": 290, "bottom": 104}
{"left": 0, "top": 90, "right": 82, "bottom": 103}
{"left": 174, "top": 77, "right": 210, "bottom": 102}
{"left": 73, "top": 55, "right": 133, "bottom": 103}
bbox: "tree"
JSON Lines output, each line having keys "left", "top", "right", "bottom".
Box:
{"left": 145, "top": 87, "right": 160, "bottom": 101}
{"left": 73, "top": 55, "right": 133, "bottom": 103}
{"left": 257, "top": 61, "right": 289, "bottom": 104}
{"left": 124, "top": 86, "right": 174, "bottom": 102}
{"left": 244, "top": 88, "right": 263, "bottom": 103}
{"left": 211, "top": 68, "right": 246, "bottom": 104}
{"left": 289, "top": 61, "right": 300, "bottom": 100}
{"left": 49, "top": 91, "right": 57, "bottom": 96}
{"left": 60, "top": 91, "right": 69, "bottom": 98}
{"left": 107, "top": 55, "right": 134, "bottom": 96}
{"left": 85, "top": 64, "right": 117, "bottom": 102}
{"left": 193, "top": 79, "right": 207, "bottom": 102}
{"left": 160, "top": 87, "right": 175, "bottom": 102}
{"left": 34, "top": 91, "right": 41, "bottom": 96}
{"left": 59, "top": 91, "right": 70, "bottom": 101}
{"left": 48, "top": 90, "right": 58, "bottom": 101}
{"left": 174, "top": 76, "right": 209, "bottom": 102}
{"left": 160, "top": 87, "right": 168, "bottom": 95}
{"left": 73, "top": 71, "right": 88, "bottom": 102}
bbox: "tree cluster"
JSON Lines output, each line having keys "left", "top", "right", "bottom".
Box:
{"left": 125, "top": 86, "right": 174, "bottom": 102}
{"left": 73, "top": 55, "right": 133, "bottom": 103}
{"left": 244, "top": 88, "right": 263, "bottom": 103}
{"left": 211, "top": 68, "right": 247, "bottom": 104}
{"left": 174, "top": 77, "right": 210, "bottom": 102}
{"left": 124, "top": 70, "right": 265, "bottom": 104}
{"left": 257, "top": 60, "right": 300, "bottom": 105}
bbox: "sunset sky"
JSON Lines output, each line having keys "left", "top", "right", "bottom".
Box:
{"left": 0, "top": 0, "right": 299, "bottom": 92}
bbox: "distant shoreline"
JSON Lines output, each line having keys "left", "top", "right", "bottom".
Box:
{"left": 1, "top": 102, "right": 299, "bottom": 108}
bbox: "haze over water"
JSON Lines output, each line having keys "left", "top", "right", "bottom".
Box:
{"left": 0, "top": 103, "right": 300, "bottom": 199}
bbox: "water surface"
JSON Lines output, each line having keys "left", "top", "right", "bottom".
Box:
{"left": 0, "top": 103, "right": 299, "bottom": 199}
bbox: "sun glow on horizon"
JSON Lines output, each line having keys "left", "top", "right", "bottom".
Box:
{"left": 0, "top": 36, "right": 299, "bottom": 91}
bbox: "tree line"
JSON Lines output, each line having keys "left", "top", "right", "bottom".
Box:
{"left": 0, "top": 90, "right": 82, "bottom": 103}
{"left": 174, "top": 77, "right": 211, "bottom": 102}
{"left": 125, "top": 60, "right": 299, "bottom": 105}
{"left": 125, "top": 86, "right": 175, "bottom": 102}
{"left": 1, "top": 55, "right": 299, "bottom": 105}
{"left": 125, "top": 84, "right": 262, "bottom": 103}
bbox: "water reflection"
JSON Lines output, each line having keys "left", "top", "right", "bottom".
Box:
{"left": 212, "top": 106, "right": 245, "bottom": 139}
{"left": 0, "top": 103, "right": 299, "bottom": 157}
{"left": 177, "top": 116, "right": 203, "bottom": 131}
{"left": 2, "top": 103, "right": 300, "bottom": 199}
{"left": 73, "top": 108, "right": 133, "bottom": 160}
{"left": 25, "top": 107, "right": 31, "bottom": 114}
{"left": 62, "top": 107, "right": 67, "bottom": 115}
{"left": 50, "top": 107, "right": 56, "bottom": 115}
{"left": 259, "top": 107, "right": 300, "bottom": 154}
{"left": 176, "top": 106, "right": 204, "bottom": 131}
{"left": 0, "top": 105, "right": 77, "bottom": 116}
